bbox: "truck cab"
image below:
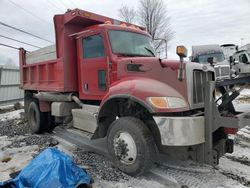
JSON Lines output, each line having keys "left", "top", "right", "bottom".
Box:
{"left": 191, "top": 44, "right": 231, "bottom": 81}
{"left": 19, "top": 9, "right": 250, "bottom": 176}
{"left": 74, "top": 24, "right": 156, "bottom": 100}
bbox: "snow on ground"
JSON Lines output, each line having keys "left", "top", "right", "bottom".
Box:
{"left": 0, "top": 109, "right": 24, "bottom": 121}
{"left": 237, "top": 88, "right": 250, "bottom": 96}
{"left": 0, "top": 136, "right": 39, "bottom": 181}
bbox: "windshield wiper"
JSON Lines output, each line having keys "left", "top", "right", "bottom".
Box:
{"left": 115, "top": 53, "right": 138, "bottom": 57}
{"left": 115, "top": 53, "right": 152, "bottom": 57}
{"left": 144, "top": 47, "right": 155, "bottom": 57}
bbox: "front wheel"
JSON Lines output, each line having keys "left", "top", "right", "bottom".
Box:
{"left": 107, "top": 117, "right": 156, "bottom": 176}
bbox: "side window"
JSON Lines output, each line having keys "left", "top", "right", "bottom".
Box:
{"left": 83, "top": 35, "right": 105, "bottom": 59}
{"left": 239, "top": 54, "right": 247, "bottom": 63}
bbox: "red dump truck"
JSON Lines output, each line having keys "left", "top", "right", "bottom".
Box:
{"left": 19, "top": 9, "right": 250, "bottom": 175}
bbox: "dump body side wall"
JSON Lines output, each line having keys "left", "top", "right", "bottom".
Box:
{"left": 19, "top": 10, "right": 112, "bottom": 92}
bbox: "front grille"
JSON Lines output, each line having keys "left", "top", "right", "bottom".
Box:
{"left": 221, "top": 67, "right": 230, "bottom": 77}
{"left": 215, "top": 67, "right": 220, "bottom": 77}
{"left": 193, "top": 70, "right": 214, "bottom": 104}
{"left": 214, "top": 66, "right": 230, "bottom": 79}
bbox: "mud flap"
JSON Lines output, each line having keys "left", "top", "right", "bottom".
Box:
{"left": 225, "top": 139, "right": 234, "bottom": 154}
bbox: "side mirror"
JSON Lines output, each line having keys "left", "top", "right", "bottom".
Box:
{"left": 229, "top": 56, "right": 234, "bottom": 63}
{"left": 207, "top": 57, "right": 216, "bottom": 66}
{"left": 176, "top": 46, "right": 187, "bottom": 58}
{"left": 176, "top": 46, "right": 187, "bottom": 81}
{"left": 229, "top": 56, "right": 234, "bottom": 68}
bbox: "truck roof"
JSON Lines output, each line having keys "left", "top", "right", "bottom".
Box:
{"left": 220, "top": 44, "right": 237, "bottom": 47}
{"left": 57, "top": 9, "right": 145, "bottom": 31}
{"left": 192, "top": 44, "right": 223, "bottom": 57}
{"left": 235, "top": 50, "right": 248, "bottom": 54}
{"left": 72, "top": 24, "right": 150, "bottom": 38}
{"left": 239, "top": 43, "right": 250, "bottom": 52}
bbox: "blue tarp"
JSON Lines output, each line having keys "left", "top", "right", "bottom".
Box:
{"left": 0, "top": 148, "right": 92, "bottom": 188}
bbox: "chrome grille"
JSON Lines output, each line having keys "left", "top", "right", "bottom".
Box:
{"left": 214, "top": 65, "right": 230, "bottom": 80}
{"left": 221, "top": 66, "right": 230, "bottom": 77}
{"left": 193, "top": 70, "right": 213, "bottom": 104}
{"left": 214, "top": 67, "right": 220, "bottom": 77}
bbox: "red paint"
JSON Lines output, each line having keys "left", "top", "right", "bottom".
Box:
{"left": 19, "top": 9, "right": 190, "bottom": 113}
{"left": 224, "top": 128, "right": 238, "bottom": 135}
{"left": 39, "top": 101, "right": 51, "bottom": 112}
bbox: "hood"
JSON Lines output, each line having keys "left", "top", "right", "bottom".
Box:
{"left": 116, "top": 56, "right": 183, "bottom": 71}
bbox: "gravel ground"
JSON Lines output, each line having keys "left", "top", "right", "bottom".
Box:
{"left": 8, "top": 135, "right": 59, "bottom": 148}
{"left": 0, "top": 115, "right": 58, "bottom": 149}
{"left": 0, "top": 117, "right": 29, "bottom": 137}
{"left": 74, "top": 148, "right": 130, "bottom": 182}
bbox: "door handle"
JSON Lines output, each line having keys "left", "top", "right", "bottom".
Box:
{"left": 84, "top": 83, "right": 88, "bottom": 91}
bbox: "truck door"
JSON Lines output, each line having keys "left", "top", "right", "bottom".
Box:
{"left": 79, "top": 32, "right": 109, "bottom": 100}
{"left": 238, "top": 52, "right": 250, "bottom": 74}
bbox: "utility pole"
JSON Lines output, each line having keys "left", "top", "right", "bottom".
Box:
{"left": 241, "top": 38, "right": 244, "bottom": 47}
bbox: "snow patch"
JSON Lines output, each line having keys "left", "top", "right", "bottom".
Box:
{"left": 0, "top": 136, "right": 39, "bottom": 182}
{"left": 0, "top": 109, "right": 24, "bottom": 121}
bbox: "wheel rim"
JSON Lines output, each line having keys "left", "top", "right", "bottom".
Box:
{"left": 113, "top": 131, "right": 137, "bottom": 165}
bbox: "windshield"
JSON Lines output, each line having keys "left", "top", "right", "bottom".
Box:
{"left": 108, "top": 30, "right": 156, "bottom": 57}
{"left": 197, "top": 53, "right": 225, "bottom": 64}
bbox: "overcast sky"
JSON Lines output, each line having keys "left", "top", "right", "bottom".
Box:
{"left": 0, "top": 0, "right": 249, "bottom": 65}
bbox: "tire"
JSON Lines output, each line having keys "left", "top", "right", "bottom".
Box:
{"left": 107, "top": 117, "right": 156, "bottom": 176}
{"left": 27, "top": 99, "right": 54, "bottom": 133}
{"left": 24, "top": 91, "right": 33, "bottom": 120}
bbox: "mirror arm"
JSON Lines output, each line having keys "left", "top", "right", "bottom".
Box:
{"left": 178, "top": 57, "right": 184, "bottom": 81}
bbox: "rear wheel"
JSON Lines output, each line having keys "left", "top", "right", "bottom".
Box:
{"left": 107, "top": 117, "right": 156, "bottom": 176}
{"left": 27, "top": 99, "right": 54, "bottom": 133}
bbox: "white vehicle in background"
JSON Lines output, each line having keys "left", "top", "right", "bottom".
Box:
{"left": 221, "top": 44, "right": 238, "bottom": 61}
{"left": 191, "top": 44, "right": 231, "bottom": 81}
{"left": 232, "top": 49, "right": 250, "bottom": 77}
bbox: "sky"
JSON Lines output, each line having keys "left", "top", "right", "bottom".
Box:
{"left": 0, "top": 0, "right": 249, "bottom": 65}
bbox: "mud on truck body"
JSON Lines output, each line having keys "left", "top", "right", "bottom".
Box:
{"left": 19, "top": 9, "right": 250, "bottom": 176}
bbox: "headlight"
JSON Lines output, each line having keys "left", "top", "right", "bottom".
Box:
{"left": 147, "top": 97, "right": 188, "bottom": 109}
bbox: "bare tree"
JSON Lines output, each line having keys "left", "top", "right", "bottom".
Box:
{"left": 137, "top": 0, "right": 174, "bottom": 57}
{"left": 118, "top": 0, "right": 174, "bottom": 57}
{"left": 118, "top": 5, "right": 137, "bottom": 24}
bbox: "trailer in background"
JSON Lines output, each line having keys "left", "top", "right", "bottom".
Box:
{"left": 0, "top": 65, "right": 23, "bottom": 106}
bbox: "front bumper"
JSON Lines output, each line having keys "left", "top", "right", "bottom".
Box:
{"left": 153, "top": 116, "right": 205, "bottom": 146}
{"left": 153, "top": 111, "right": 250, "bottom": 147}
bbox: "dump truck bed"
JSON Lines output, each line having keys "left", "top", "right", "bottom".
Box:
{"left": 19, "top": 9, "right": 113, "bottom": 92}
{"left": 26, "top": 45, "right": 56, "bottom": 64}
